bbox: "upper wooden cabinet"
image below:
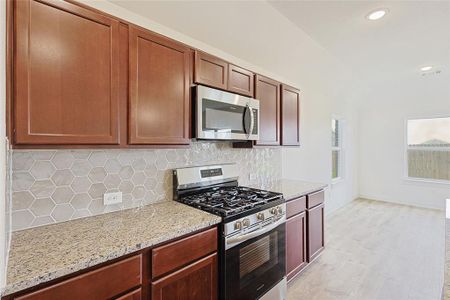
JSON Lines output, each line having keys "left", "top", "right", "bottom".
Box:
{"left": 194, "top": 51, "right": 254, "bottom": 97}
{"left": 281, "top": 85, "right": 301, "bottom": 146}
{"left": 14, "top": 0, "right": 121, "bottom": 145}
{"left": 228, "top": 64, "right": 254, "bottom": 97}
{"left": 128, "top": 26, "right": 190, "bottom": 145}
{"left": 254, "top": 75, "right": 280, "bottom": 146}
{"left": 194, "top": 51, "right": 228, "bottom": 90}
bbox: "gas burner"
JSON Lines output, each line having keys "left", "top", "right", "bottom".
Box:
{"left": 178, "top": 186, "right": 283, "bottom": 218}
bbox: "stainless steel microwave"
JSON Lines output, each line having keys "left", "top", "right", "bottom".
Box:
{"left": 195, "top": 85, "right": 259, "bottom": 141}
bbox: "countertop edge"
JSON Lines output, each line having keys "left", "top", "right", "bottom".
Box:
{"left": 1, "top": 217, "right": 221, "bottom": 297}
{"left": 283, "top": 184, "right": 328, "bottom": 201}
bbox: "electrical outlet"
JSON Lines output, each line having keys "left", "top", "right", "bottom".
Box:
{"left": 103, "top": 191, "right": 122, "bottom": 205}
{"left": 249, "top": 173, "right": 257, "bottom": 181}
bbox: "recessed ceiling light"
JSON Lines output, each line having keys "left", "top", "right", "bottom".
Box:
{"left": 366, "top": 9, "right": 388, "bottom": 21}
{"left": 420, "top": 66, "right": 433, "bottom": 71}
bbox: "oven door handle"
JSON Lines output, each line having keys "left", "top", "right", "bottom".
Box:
{"left": 226, "top": 216, "right": 285, "bottom": 249}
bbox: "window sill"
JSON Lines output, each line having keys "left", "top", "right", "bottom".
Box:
{"left": 403, "top": 177, "right": 450, "bottom": 186}
{"left": 331, "top": 177, "right": 343, "bottom": 185}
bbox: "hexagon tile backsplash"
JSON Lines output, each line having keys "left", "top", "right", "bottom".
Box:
{"left": 11, "top": 142, "right": 282, "bottom": 231}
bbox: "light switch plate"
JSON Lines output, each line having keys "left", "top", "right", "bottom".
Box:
{"left": 103, "top": 191, "right": 122, "bottom": 205}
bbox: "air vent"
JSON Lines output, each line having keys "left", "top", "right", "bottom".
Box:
{"left": 421, "top": 70, "right": 442, "bottom": 77}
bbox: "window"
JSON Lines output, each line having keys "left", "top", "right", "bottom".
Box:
{"left": 406, "top": 117, "right": 450, "bottom": 182}
{"left": 332, "top": 118, "right": 343, "bottom": 180}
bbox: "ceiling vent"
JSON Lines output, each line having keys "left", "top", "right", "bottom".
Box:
{"left": 421, "top": 70, "right": 442, "bottom": 77}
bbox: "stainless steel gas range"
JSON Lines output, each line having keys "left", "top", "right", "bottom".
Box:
{"left": 173, "top": 163, "right": 287, "bottom": 300}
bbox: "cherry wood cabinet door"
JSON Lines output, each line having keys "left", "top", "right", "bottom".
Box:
{"left": 228, "top": 64, "right": 254, "bottom": 97}
{"left": 255, "top": 75, "right": 280, "bottom": 146}
{"left": 194, "top": 51, "right": 228, "bottom": 90}
{"left": 286, "top": 212, "right": 307, "bottom": 282}
{"left": 129, "top": 26, "right": 190, "bottom": 145}
{"left": 114, "top": 288, "right": 141, "bottom": 300}
{"left": 281, "top": 85, "right": 301, "bottom": 146}
{"left": 15, "top": 255, "right": 142, "bottom": 300}
{"left": 14, "top": 0, "right": 120, "bottom": 145}
{"left": 307, "top": 203, "right": 325, "bottom": 262}
{"left": 152, "top": 253, "right": 217, "bottom": 300}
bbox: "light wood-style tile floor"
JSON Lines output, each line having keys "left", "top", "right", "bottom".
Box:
{"left": 287, "top": 198, "right": 445, "bottom": 300}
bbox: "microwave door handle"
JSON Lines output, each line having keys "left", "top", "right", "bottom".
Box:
{"left": 226, "top": 216, "right": 285, "bottom": 248}
{"left": 249, "top": 107, "right": 254, "bottom": 138}
{"left": 243, "top": 104, "right": 251, "bottom": 136}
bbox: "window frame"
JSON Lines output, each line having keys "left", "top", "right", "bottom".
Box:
{"left": 404, "top": 115, "right": 450, "bottom": 185}
{"left": 331, "top": 116, "right": 344, "bottom": 183}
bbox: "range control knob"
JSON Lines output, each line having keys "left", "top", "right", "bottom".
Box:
{"left": 242, "top": 218, "right": 250, "bottom": 227}
{"left": 234, "top": 221, "right": 242, "bottom": 230}
{"left": 277, "top": 206, "right": 283, "bottom": 215}
{"left": 257, "top": 213, "right": 265, "bottom": 221}
{"left": 270, "top": 207, "right": 278, "bottom": 215}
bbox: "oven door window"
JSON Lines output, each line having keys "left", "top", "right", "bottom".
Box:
{"left": 225, "top": 224, "right": 286, "bottom": 300}
{"left": 202, "top": 98, "right": 251, "bottom": 134}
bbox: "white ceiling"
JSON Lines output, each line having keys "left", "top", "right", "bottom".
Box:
{"left": 269, "top": 0, "right": 450, "bottom": 85}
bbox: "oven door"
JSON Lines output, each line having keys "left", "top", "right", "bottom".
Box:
{"left": 196, "top": 85, "right": 259, "bottom": 140}
{"left": 224, "top": 219, "right": 286, "bottom": 300}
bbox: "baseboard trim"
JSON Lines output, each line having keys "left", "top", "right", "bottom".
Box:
{"left": 357, "top": 194, "right": 444, "bottom": 211}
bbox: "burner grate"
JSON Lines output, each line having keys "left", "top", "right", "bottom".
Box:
{"left": 179, "top": 186, "right": 282, "bottom": 217}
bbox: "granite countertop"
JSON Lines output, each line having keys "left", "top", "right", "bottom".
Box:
{"left": 445, "top": 199, "right": 450, "bottom": 300}
{"left": 268, "top": 179, "right": 328, "bottom": 200}
{"left": 2, "top": 201, "right": 221, "bottom": 297}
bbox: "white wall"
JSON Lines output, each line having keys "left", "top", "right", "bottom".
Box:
{"left": 282, "top": 89, "right": 360, "bottom": 215}
{"left": 359, "top": 73, "right": 450, "bottom": 210}
{"left": 82, "top": 0, "right": 361, "bottom": 215}
{"left": 0, "top": 0, "right": 7, "bottom": 290}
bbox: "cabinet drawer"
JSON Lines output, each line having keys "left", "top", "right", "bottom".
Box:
{"left": 286, "top": 196, "right": 306, "bottom": 219}
{"left": 114, "top": 288, "right": 141, "bottom": 300}
{"left": 16, "top": 255, "right": 142, "bottom": 300}
{"left": 152, "top": 227, "right": 217, "bottom": 279}
{"left": 152, "top": 253, "right": 217, "bottom": 300}
{"left": 307, "top": 190, "right": 324, "bottom": 209}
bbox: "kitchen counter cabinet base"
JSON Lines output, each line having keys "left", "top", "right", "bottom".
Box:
{"left": 3, "top": 227, "right": 218, "bottom": 300}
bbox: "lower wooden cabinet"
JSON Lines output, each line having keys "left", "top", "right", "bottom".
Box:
{"left": 152, "top": 227, "right": 217, "bottom": 279}
{"left": 285, "top": 190, "right": 325, "bottom": 282}
{"left": 286, "top": 211, "right": 307, "bottom": 281}
{"left": 152, "top": 253, "right": 217, "bottom": 300}
{"left": 7, "top": 227, "right": 218, "bottom": 300}
{"left": 307, "top": 203, "right": 325, "bottom": 262}
{"left": 15, "top": 255, "right": 142, "bottom": 300}
{"left": 115, "top": 288, "right": 142, "bottom": 300}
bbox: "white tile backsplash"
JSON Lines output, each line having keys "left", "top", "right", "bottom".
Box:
{"left": 11, "top": 142, "right": 281, "bottom": 231}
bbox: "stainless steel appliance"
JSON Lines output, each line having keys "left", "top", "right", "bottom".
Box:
{"left": 173, "top": 163, "right": 286, "bottom": 300}
{"left": 194, "top": 85, "right": 260, "bottom": 141}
